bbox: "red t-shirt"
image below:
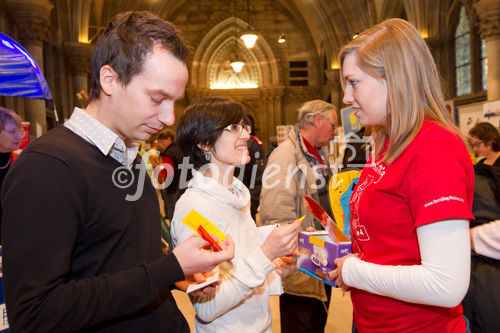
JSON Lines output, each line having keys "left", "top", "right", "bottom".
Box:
{"left": 349, "top": 121, "right": 474, "bottom": 332}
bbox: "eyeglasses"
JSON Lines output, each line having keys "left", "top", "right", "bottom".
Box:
{"left": 224, "top": 124, "right": 251, "bottom": 134}
{"left": 470, "top": 140, "right": 483, "bottom": 148}
{"left": 3, "top": 128, "right": 25, "bottom": 136}
{"left": 318, "top": 116, "right": 337, "bottom": 131}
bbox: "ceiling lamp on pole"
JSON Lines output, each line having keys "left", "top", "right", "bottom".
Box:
{"left": 240, "top": 0, "right": 258, "bottom": 49}
{"left": 240, "top": 28, "right": 258, "bottom": 48}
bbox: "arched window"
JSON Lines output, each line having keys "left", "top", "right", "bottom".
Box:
{"left": 481, "top": 39, "right": 487, "bottom": 91}
{"left": 455, "top": 6, "right": 471, "bottom": 96}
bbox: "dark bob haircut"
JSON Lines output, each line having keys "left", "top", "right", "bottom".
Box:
{"left": 177, "top": 97, "right": 250, "bottom": 170}
{"left": 89, "top": 11, "right": 190, "bottom": 102}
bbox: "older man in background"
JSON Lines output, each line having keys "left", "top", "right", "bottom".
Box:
{"left": 260, "top": 99, "right": 337, "bottom": 333}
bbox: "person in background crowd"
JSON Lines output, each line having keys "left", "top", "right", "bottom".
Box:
{"left": 1, "top": 11, "right": 234, "bottom": 332}
{"left": 260, "top": 99, "right": 337, "bottom": 333}
{"left": 171, "top": 97, "right": 301, "bottom": 332}
{"left": 329, "top": 18, "right": 473, "bottom": 332}
{"left": 148, "top": 128, "right": 175, "bottom": 169}
{"left": 145, "top": 128, "right": 175, "bottom": 215}
{"left": 0, "top": 107, "right": 23, "bottom": 244}
{"left": 469, "top": 122, "right": 500, "bottom": 167}
{"left": 235, "top": 114, "right": 266, "bottom": 221}
{"left": 161, "top": 134, "right": 184, "bottom": 221}
{"left": 157, "top": 128, "right": 175, "bottom": 153}
{"left": 267, "top": 137, "right": 278, "bottom": 156}
{"left": 462, "top": 124, "right": 500, "bottom": 332}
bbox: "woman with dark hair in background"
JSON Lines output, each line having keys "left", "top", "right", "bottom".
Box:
{"left": 171, "top": 97, "right": 301, "bottom": 332}
{"left": 469, "top": 122, "right": 500, "bottom": 167}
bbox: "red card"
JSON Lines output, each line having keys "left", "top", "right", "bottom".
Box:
{"left": 198, "top": 225, "right": 223, "bottom": 252}
{"left": 304, "top": 195, "right": 349, "bottom": 243}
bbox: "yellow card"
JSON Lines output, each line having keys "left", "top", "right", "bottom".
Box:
{"left": 181, "top": 210, "right": 226, "bottom": 243}
{"left": 329, "top": 169, "right": 360, "bottom": 230}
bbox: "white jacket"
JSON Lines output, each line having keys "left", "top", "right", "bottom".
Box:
{"left": 171, "top": 169, "right": 276, "bottom": 333}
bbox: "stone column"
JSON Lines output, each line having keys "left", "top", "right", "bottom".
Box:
{"left": 325, "top": 69, "right": 342, "bottom": 112}
{"left": 64, "top": 42, "right": 92, "bottom": 110}
{"left": 259, "top": 87, "right": 284, "bottom": 151}
{"left": 475, "top": 0, "right": 500, "bottom": 101}
{"left": 260, "top": 92, "right": 273, "bottom": 149}
{"left": 6, "top": 0, "right": 54, "bottom": 137}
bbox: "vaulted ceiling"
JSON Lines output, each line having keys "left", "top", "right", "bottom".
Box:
{"left": 52, "top": 0, "right": 458, "bottom": 70}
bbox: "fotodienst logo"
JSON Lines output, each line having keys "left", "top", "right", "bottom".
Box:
{"left": 112, "top": 134, "right": 374, "bottom": 201}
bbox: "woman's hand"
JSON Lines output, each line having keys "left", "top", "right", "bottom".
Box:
{"left": 261, "top": 219, "right": 303, "bottom": 261}
{"left": 328, "top": 253, "right": 358, "bottom": 291}
{"left": 175, "top": 271, "right": 221, "bottom": 297}
{"left": 274, "top": 255, "right": 296, "bottom": 278}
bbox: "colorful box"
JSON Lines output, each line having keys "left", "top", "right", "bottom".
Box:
{"left": 297, "top": 231, "right": 352, "bottom": 287}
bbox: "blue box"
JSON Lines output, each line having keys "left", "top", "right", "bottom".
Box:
{"left": 297, "top": 231, "right": 352, "bottom": 287}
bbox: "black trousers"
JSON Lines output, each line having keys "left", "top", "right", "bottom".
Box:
{"left": 462, "top": 253, "right": 500, "bottom": 333}
{"left": 280, "top": 285, "right": 332, "bottom": 333}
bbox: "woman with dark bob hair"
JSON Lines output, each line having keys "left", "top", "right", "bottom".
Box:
{"left": 469, "top": 122, "right": 500, "bottom": 167}
{"left": 171, "top": 97, "right": 301, "bottom": 332}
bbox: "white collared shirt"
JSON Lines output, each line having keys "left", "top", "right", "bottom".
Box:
{"left": 64, "top": 107, "right": 139, "bottom": 168}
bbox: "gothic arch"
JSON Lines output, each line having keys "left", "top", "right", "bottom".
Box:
{"left": 190, "top": 17, "right": 280, "bottom": 90}
{"left": 447, "top": 0, "right": 473, "bottom": 31}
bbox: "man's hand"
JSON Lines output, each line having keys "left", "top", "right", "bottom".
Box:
{"left": 261, "top": 218, "right": 302, "bottom": 261}
{"left": 173, "top": 235, "right": 235, "bottom": 276}
{"left": 328, "top": 253, "right": 358, "bottom": 291}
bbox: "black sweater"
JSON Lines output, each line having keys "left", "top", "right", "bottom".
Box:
{"left": 1, "top": 126, "right": 189, "bottom": 332}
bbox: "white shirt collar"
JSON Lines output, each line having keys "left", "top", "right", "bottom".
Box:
{"left": 64, "top": 107, "right": 139, "bottom": 168}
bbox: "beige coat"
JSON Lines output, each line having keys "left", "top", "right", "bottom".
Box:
{"left": 259, "top": 126, "right": 330, "bottom": 302}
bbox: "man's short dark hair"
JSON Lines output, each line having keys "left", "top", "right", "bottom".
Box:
{"left": 89, "top": 11, "right": 191, "bottom": 101}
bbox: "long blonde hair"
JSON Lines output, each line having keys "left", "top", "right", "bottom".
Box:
{"left": 339, "top": 18, "right": 465, "bottom": 164}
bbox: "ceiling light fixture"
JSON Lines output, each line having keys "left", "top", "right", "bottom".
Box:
{"left": 230, "top": 13, "right": 244, "bottom": 73}
{"left": 230, "top": 59, "right": 245, "bottom": 73}
{"left": 278, "top": 33, "right": 286, "bottom": 44}
{"left": 240, "top": 0, "right": 258, "bottom": 48}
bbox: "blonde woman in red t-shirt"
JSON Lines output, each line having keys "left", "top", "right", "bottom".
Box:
{"left": 329, "top": 19, "right": 474, "bottom": 333}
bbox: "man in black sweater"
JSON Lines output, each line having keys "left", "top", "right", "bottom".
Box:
{"left": 1, "top": 11, "right": 234, "bottom": 332}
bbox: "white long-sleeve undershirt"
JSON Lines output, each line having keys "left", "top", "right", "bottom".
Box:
{"left": 343, "top": 219, "right": 470, "bottom": 308}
